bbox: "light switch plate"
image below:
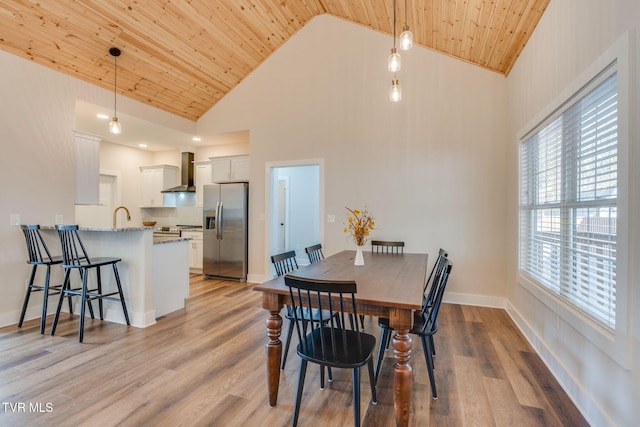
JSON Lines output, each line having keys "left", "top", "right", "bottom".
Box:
{"left": 327, "top": 215, "right": 335, "bottom": 223}
{"left": 10, "top": 214, "right": 20, "bottom": 226}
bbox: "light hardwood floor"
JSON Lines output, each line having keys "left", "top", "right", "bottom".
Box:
{"left": 0, "top": 275, "right": 588, "bottom": 426}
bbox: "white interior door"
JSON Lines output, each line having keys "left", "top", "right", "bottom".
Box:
{"left": 277, "top": 179, "right": 288, "bottom": 252}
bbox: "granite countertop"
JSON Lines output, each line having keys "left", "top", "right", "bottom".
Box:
{"left": 153, "top": 236, "right": 191, "bottom": 245}
{"left": 41, "top": 225, "right": 154, "bottom": 231}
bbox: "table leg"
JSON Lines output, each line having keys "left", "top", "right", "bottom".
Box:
{"left": 266, "top": 309, "right": 283, "bottom": 406}
{"left": 390, "top": 306, "right": 413, "bottom": 427}
{"left": 393, "top": 329, "right": 412, "bottom": 426}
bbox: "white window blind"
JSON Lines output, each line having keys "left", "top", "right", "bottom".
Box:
{"left": 519, "top": 67, "right": 618, "bottom": 329}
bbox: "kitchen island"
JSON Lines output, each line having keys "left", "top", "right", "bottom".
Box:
{"left": 41, "top": 226, "right": 190, "bottom": 327}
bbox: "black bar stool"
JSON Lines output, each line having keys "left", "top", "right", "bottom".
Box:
{"left": 18, "top": 225, "right": 72, "bottom": 334}
{"left": 50, "top": 225, "right": 130, "bottom": 342}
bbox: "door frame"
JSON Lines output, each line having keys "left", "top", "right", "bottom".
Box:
{"left": 264, "top": 158, "right": 324, "bottom": 278}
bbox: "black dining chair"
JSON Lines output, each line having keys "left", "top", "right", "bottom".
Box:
{"left": 375, "top": 258, "right": 453, "bottom": 399}
{"left": 50, "top": 225, "right": 130, "bottom": 342}
{"left": 271, "top": 250, "right": 336, "bottom": 371}
{"left": 284, "top": 275, "right": 377, "bottom": 427}
{"left": 18, "top": 225, "right": 72, "bottom": 334}
{"left": 304, "top": 243, "right": 324, "bottom": 264}
{"left": 370, "top": 240, "right": 404, "bottom": 254}
{"left": 375, "top": 248, "right": 448, "bottom": 355}
{"left": 271, "top": 250, "right": 299, "bottom": 278}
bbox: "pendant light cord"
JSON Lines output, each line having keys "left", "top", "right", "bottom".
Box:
{"left": 393, "top": 0, "right": 397, "bottom": 48}
{"left": 113, "top": 54, "right": 117, "bottom": 117}
{"left": 404, "top": 0, "right": 408, "bottom": 26}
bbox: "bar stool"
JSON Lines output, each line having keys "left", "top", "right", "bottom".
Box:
{"left": 18, "top": 225, "right": 72, "bottom": 334}
{"left": 50, "top": 225, "right": 130, "bottom": 342}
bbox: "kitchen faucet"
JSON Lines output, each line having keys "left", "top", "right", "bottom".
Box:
{"left": 113, "top": 205, "right": 131, "bottom": 228}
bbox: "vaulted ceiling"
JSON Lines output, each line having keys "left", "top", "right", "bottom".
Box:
{"left": 0, "top": 0, "right": 549, "bottom": 122}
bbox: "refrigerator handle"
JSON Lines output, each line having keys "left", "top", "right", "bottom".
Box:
{"left": 215, "top": 201, "right": 221, "bottom": 239}
{"left": 218, "top": 202, "right": 224, "bottom": 240}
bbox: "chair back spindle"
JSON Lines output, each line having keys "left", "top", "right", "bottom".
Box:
{"left": 22, "top": 225, "right": 55, "bottom": 264}
{"left": 370, "top": 240, "right": 404, "bottom": 254}
{"left": 56, "top": 225, "right": 91, "bottom": 266}
{"left": 304, "top": 244, "right": 324, "bottom": 264}
{"left": 422, "top": 248, "right": 449, "bottom": 313}
{"left": 271, "top": 250, "right": 298, "bottom": 277}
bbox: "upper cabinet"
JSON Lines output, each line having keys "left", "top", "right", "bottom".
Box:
{"left": 195, "top": 161, "right": 212, "bottom": 207}
{"left": 211, "top": 155, "right": 249, "bottom": 183}
{"left": 140, "top": 165, "right": 178, "bottom": 207}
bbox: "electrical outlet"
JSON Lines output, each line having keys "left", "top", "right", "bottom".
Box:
{"left": 55, "top": 214, "right": 63, "bottom": 225}
{"left": 327, "top": 215, "right": 335, "bottom": 223}
{"left": 10, "top": 214, "right": 20, "bottom": 226}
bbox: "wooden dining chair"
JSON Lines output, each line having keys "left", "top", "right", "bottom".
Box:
{"left": 375, "top": 258, "right": 453, "bottom": 399}
{"left": 50, "top": 225, "right": 130, "bottom": 342}
{"left": 304, "top": 243, "right": 324, "bottom": 264}
{"left": 271, "top": 250, "right": 299, "bottom": 277}
{"left": 374, "top": 249, "right": 449, "bottom": 375}
{"left": 370, "top": 240, "right": 404, "bottom": 254}
{"left": 271, "top": 250, "right": 336, "bottom": 371}
{"left": 18, "top": 225, "right": 72, "bottom": 334}
{"left": 284, "top": 275, "right": 377, "bottom": 427}
{"left": 375, "top": 248, "right": 449, "bottom": 359}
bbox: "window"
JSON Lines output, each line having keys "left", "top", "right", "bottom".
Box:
{"left": 519, "top": 64, "right": 618, "bottom": 329}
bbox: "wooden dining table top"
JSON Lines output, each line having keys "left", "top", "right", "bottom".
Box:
{"left": 254, "top": 249, "right": 428, "bottom": 312}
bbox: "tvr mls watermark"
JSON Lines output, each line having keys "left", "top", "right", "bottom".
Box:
{"left": 2, "top": 402, "right": 53, "bottom": 413}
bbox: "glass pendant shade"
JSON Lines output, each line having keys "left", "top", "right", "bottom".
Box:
{"left": 400, "top": 26, "right": 413, "bottom": 50}
{"left": 390, "top": 79, "right": 402, "bottom": 102}
{"left": 388, "top": 47, "right": 401, "bottom": 72}
{"left": 109, "top": 117, "right": 121, "bottom": 134}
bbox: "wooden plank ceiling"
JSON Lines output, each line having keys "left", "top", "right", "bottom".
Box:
{"left": 0, "top": 0, "right": 549, "bottom": 121}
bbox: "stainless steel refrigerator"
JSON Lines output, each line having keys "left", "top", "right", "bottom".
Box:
{"left": 203, "top": 183, "right": 248, "bottom": 281}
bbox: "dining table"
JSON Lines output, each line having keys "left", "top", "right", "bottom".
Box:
{"left": 253, "top": 249, "right": 429, "bottom": 427}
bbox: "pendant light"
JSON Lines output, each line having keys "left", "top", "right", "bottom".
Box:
{"left": 388, "top": 0, "right": 401, "bottom": 72}
{"left": 390, "top": 75, "right": 402, "bottom": 102}
{"left": 399, "top": 0, "right": 413, "bottom": 50}
{"left": 109, "top": 47, "right": 122, "bottom": 135}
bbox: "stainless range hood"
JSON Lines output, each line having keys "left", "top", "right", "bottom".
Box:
{"left": 162, "top": 152, "right": 196, "bottom": 193}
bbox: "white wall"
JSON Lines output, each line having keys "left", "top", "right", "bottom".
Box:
{"left": 198, "top": 15, "right": 511, "bottom": 301}
{"left": 506, "top": 1, "right": 640, "bottom": 425}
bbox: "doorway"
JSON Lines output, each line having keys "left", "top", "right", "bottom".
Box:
{"left": 268, "top": 161, "right": 322, "bottom": 272}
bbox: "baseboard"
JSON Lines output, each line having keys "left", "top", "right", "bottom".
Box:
{"left": 0, "top": 310, "right": 21, "bottom": 329}
{"left": 0, "top": 304, "right": 66, "bottom": 329}
{"left": 128, "top": 310, "right": 156, "bottom": 328}
{"left": 248, "top": 273, "right": 272, "bottom": 284}
{"left": 443, "top": 292, "right": 507, "bottom": 308}
{"left": 504, "top": 301, "right": 609, "bottom": 427}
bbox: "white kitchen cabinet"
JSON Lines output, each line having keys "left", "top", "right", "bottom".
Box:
{"left": 195, "top": 161, "right": 212, "bottom": 207}
{"left": 182, "top": 231, "right": 203, "bottom": 271}
{"left": 210, "top": 156, "right": 249, "bottom": 182}
{"left": 140, "top": 165, "right": 178, "bottom": 207}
